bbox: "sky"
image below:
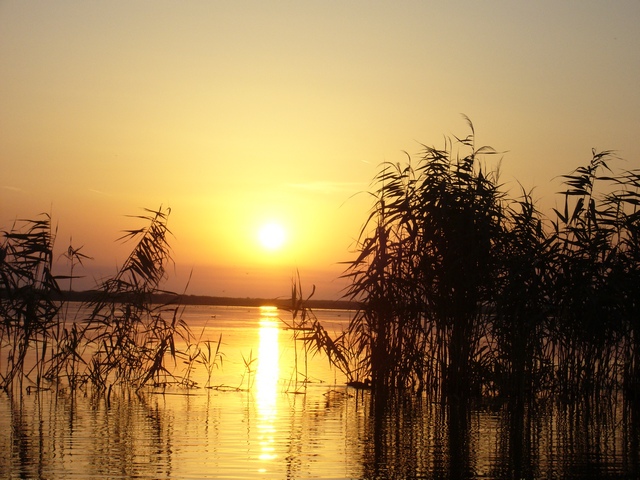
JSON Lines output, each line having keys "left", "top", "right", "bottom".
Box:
{"left": 1, "top": 1, "right": 639, "bottom": 300}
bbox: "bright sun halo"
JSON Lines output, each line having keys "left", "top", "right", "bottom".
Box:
{"left": 258, "top": 223, "right": 286, "bottom": 251}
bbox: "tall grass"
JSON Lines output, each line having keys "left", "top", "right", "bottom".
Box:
{"left": 341, "top": 118, "right": 503, "bottom": 402}
{"left": 306, "top": 120, "right": 640, "bottom": 416}
{"left": 493, "top": 190, "right": 552, "bottom": 402}
{"left": 79, "top": 207, "right": 190, "bottom": 391}
{"left": 274, "top": 124, "right": 639, "bottom": 479}
{"left": 0, "top": 215, "right": 61, "bottom": 392}
{"left": 0, "top": 207, "right": 197, "bottom": 395}
{"left": 282, "top": 272, "right": 352, "bottom": 390}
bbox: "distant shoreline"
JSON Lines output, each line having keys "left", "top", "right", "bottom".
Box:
{"left": 54, "top": 290, "right": 360, "bottom": 311}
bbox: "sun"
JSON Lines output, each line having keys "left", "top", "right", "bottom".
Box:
{"left": 258, "top": 222, "right": 286, "bottom": 251}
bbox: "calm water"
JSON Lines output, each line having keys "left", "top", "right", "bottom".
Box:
{"left": 1, "top": 305, "right": 639, "bottom": 479}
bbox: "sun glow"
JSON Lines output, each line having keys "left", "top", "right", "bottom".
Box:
{"left": 257, "top": 223, "right": 286, "bottom": 251}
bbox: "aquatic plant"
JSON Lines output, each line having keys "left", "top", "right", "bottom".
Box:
{"left": 0, "top": 207, "right": 197, "bottom": 395}
{"left": 78, "top": 207, "right": 191, "bottom": 391}
{"left": 493, "top": 189, "right": 553, "bottom": 402}
{"left": 198, "top": 334, "right": 224, "bottom": 389}
{"left": 332, "top": 120, "right": 640, "bottom": 412}
{"left": 281, "top": 273, "right": 353, "bottom": 390}
{"left": 239, "top": 349, "right": 256, "bottom": 390}
{"left": 544, "top": 150, "right": 640, "bottom": 409}
{"left": 0, "top": 214, "right": 61, "bottom": 392}
{"left": 602, "top": 168, "right": 640, "bottom": 405}
{"left": 343, "top": 117, "right": 504, "bottom": 401}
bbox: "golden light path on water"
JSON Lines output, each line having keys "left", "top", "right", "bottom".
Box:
{"left": 256, "top": 306, "right": 280, "bottom": 468}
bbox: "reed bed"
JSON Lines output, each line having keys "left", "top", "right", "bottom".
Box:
{"left": 2, "top": 123, "right": 639, "bottom": 419}
{"left": 0, "top": 207, "right": 215, "bottom": 396}
{"left": 2, "top": 124, "right": 638, "bottom": 478}
{"left": 302, "top": 119, "right": 640, "bottom": 416}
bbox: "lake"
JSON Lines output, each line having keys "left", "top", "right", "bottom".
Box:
{"left": 1, "top": 304, "right": 638, "bottom": 479}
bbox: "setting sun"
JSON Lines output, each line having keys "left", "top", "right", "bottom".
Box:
{"left": 258, "top": 223, "right": 286, "bottom": 251}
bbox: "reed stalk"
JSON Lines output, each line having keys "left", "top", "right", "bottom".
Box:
{"left": 320, "top": 121, "right": 640, "bottom": 412}
{"left": 0, "top": 215, "right": 62, "bottom": 393}
{"left": 282, "top": 273, "right": 353, "bottom": 387}
{"left": 0, "top": 206, "right": 199, "bottom": 396}
{"left": 342, "top": 118, "right": 504, "bottom": 401}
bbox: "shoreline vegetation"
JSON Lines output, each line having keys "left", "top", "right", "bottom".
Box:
{"left": 1, "top": 118, "right": 639, "bottom": 412}
{"left": 2, "top": 119, "right": 640, "bottom": 476}
{"left": 0, "top": 205, "right": 352, "bottom": 395}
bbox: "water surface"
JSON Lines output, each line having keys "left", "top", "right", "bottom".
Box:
{"left": 1, "top": 305, "right": 638, "bottom": 479}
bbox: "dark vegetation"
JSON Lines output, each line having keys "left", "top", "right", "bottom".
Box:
{"left": 0, "top": 206, "right": 348, "bottom": 397}
{"left": 288, "top": 118, "right": 640, "bottom": 477}
{"left": 0, "top": 207, "right": 200, "bottom": 394}
{"left": 2, "top": 119, "right": 639, "bottom": 414}
{"left": 302, "top": 118, "right": 640, "bottom": 414}
{"left": 55, "top": 289, "right": 357, "bottom": 310}
{"left": 3, "top": 120, "right": 639, "bottom": 478}
{"left": 4, "top": 120, "right": 640, "bottom": 479}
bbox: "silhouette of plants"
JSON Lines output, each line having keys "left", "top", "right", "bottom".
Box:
{"left": 0, "top": 207, "right": 203, "bottom": 395}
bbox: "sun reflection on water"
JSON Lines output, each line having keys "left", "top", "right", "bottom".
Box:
{"left": 256, "top": 306, "right": 280, "bottom": 463}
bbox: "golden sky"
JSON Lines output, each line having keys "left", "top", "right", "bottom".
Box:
{"left": 1, "top": 1, "right": 639, "bottom": 299}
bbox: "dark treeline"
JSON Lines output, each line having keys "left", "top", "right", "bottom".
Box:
{"left": 28, "top": 289, "right": 358, "bottom": 310}
{"left": 306, "top": 118, "right": 639, "bottom": 411}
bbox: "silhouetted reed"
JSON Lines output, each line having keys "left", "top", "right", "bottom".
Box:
{"left": 0, "top": 215, "right": 61, "bottom": 393}
{"left": 493, "top": 190, "right": 553, "bottom": 404}
{"left": 0, "top": 207, "right": 200, "bottom": 395}
{"left": 309, "top": 120, "right": 640, "bottom": 416}
{"left": 282, "top": 272, "right": 352, "bottom": 390}
{"left": 341, "top": 117, "right": 504, "bottom": 402}
{"left": 547, "top": 151, "right": 640, "bottom": 408}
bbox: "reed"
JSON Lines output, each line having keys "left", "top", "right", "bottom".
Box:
{"left": 78, "top": 207, "right": 191, "bottom": 391}
{"left": 199, "top": 334, "right": 224, "bottom": 389}
{"left": 281, "top": 273, "right": 352, "bottom": 389}
{"left": 0, "top": 207, "right": 202, "bottom": 396}
{"left": 342, "top": 118, "right": 504, "bottom": 401}
{"left": 493, "top": 189, "right": 553, "bottom": 404}
{"left": 0, "top": 215, "right": 61, "bottom": 392}
{"left": 239, "top": 349, "right": 256, "bottom": 391}
{"left": 325, "top": 121, "right": 640, "bottom": 411}
{"left": 600, "top": 167, "right": 640, "bottom": 407}
{"left": 548, "top": 151, "right": 635, "bottom": 403}
{"left": 3, "top": 131, "right": 639, "bottom": 414}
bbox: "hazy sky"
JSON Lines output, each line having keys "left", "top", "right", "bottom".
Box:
{"left": 2, "top": 1, "right": 639, "bottom": 299}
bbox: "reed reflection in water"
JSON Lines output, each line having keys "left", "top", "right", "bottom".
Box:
{"left": 1, "top": 304, "right": 639, "bottom": 479}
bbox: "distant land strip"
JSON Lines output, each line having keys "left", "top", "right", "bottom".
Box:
{"left": 44, "top": 290, "right": 360, "bottom": 311}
